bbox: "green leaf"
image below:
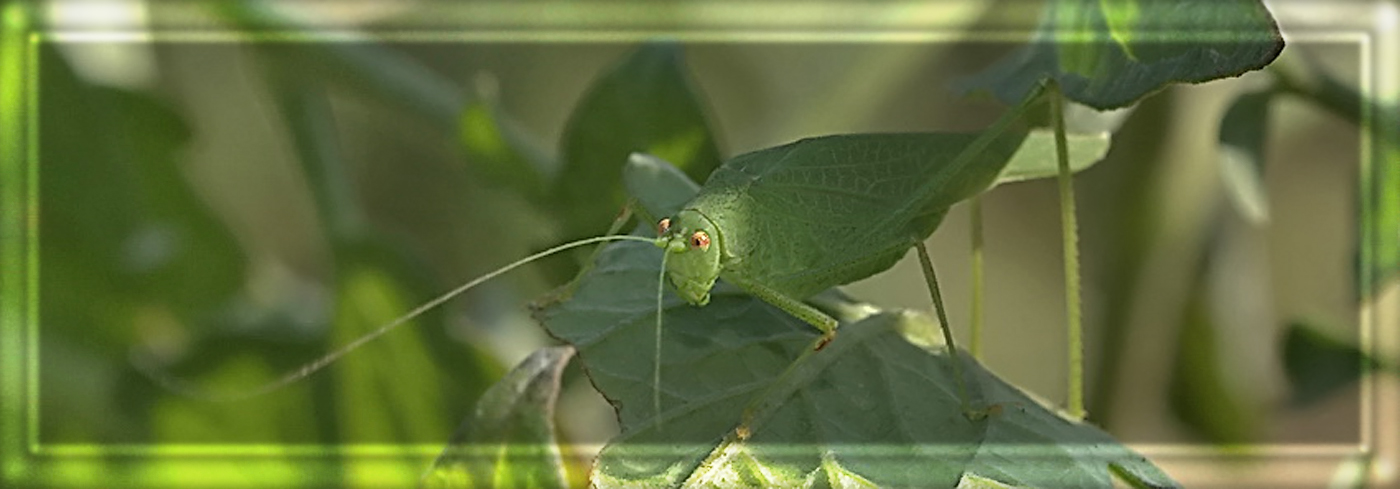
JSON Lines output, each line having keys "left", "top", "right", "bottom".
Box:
{"left": 1281, "top": 321, "right": 1382, "bottom": 407}
{"left": 458, "top": 99, "right": 554, "bottom": 200}
{"left": 36, "top": 44, "right": 253, "bottom": 446}
{"left": 534, "top": 240, "right": 1178, "bottom": 488}
{"left": 40, "top": 45, "right": 246, "bottom": 331}
{"left": 1217, "top": 89, "right": 1274, "bottom": 225}
{"left": 1167, "top": 269, "right": 1258, "bottom": 444}
{"left": 329, "top": 243, "right": 506, "bottom": 446}
{"left": 421, "top": 346, "right": 575, "bottom": 489}
{"left": 993, "top": 129, "right": 1111, "bottom": 187}
{"left": 334, "top": 263, "right": 452, "bottom": 443}
{"left": 120, "top": 301, "right": 331, "bottom": 444}
{"left": 555, "top": 42, "right": 723, "bottom": 240}
{"left": 1098, "top": 0, "right": 1142, "bottom": 61}
{"left": 622, "top": 152, "right": 702, "bottom": 225}
{"left": 961, "top": 0, "right": 1284, "bottom": 109}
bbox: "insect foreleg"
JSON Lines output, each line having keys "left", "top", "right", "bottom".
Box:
{"left": 724, "top": 274, "right": 839, "bottom": 350}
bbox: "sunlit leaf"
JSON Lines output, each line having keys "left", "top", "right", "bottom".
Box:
{"left": 421, "top": 346, "right": 574, "bottom": 489}
{"left": 329, "top": 247, "right": 503, "bottom": 447}
{"left": 961, "top": 0, "right": 1284, "bottom": 110}
{"left": 458, "top": 99, "right": 555, "bottom": 200}
{"left": 993, "top": 129, "right": 1111, "bottom": 187}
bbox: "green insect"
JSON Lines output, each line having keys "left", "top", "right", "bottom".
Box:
{"left": 624, "top": 88, "right": 1045, "bottom": 426}
{"left": 646, "top": 130, "right": 1024, "bottom": 348}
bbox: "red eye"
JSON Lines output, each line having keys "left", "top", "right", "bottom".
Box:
{"left": 657, "top": 218, "right": 671, "bottom": 236}
{"left": 689, "top": 231, "right": 710, "bottom": 251}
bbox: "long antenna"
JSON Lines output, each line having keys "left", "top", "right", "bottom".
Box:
{"left": 653, "top": 250, "right": 669, "bottom": 429}
{"left": 134, "top": 234, "right": 658, "bottom": 402}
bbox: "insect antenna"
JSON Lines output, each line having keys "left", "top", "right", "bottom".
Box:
{"left": 133, "top": 234, "right": 658, "bottom": 403}
{"left": 653, "top": 249, "right": 669, "bottom": 431}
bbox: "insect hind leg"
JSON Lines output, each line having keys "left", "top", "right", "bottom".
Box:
{"left": 913, "top": 240, "right": 981, "bottom": 419}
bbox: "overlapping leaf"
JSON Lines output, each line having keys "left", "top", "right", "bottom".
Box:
{"left": 555, "top": 42, "right": 723, "bottom": 241}
{"left": 992, "top": 129, "right": 1111, "bottom": 187}
{"left": 534, "top": 237, "right": 1178, "bottom": 488}
{"left": 421, "top": 346, "right": 575, "bottom": 489}
{"left": 537, "top": 149, "right": 1177, "bottom": 486}
{"left": 962, "top": 0, "right": 1284, "bottom": 110}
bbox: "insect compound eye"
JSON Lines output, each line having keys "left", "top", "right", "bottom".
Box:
{"left": 689, "top": 231, "right": 710, "bottom": 251}
{"left": 657, "top": 218, "right": 671, "bottom": 236}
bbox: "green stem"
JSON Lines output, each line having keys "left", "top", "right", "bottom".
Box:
{"left": 1269, "top": 56, "right": 1362, "bottom": 124}
{"left": 0, "top": 2, "right": 32, "bottom": 473}
{"left": 267, "top": 75, "right": 370, "bottom": 248}
{"left": 915, "top": 241, "right": 972, "bottom": 416}
{"left": 1050, "top": 81, "right": 1086, "bottom": 420}
{"left": 1271, "top": 54, "right": 1398, "bottom": 296}
{"left": 969, "top": 196, "right": 985, "bottom": 359}
{"left": 210, "top": 0, "right": 555, "bottom": 181}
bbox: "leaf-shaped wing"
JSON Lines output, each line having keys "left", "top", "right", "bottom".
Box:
{"left": 689, "top": 129, "right": 1027, "bottom": 298}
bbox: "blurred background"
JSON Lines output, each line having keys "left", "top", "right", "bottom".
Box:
{"left": 7, "top": 0, "right": 1392, "bottom": 487}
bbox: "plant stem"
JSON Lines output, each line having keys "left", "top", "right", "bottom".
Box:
{"left": 269, "top": 76, "right": 370, "bottom": 247}
{"left": 969, "top": 196, "right": 985, "bottom": 359}
{"left": 915, "top": 241, "right": 972, "bottom": 416}
{"left": 1050, "top": 81, "right": 1086, "bottom": 420}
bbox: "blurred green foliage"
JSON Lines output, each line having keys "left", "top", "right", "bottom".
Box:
{"left": 2, "top": 0, "right": 1389, "bottom": 487}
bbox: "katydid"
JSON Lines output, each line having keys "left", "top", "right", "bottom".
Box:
{"left": 634, "top": 87, "right": 1044, "bottom": 422}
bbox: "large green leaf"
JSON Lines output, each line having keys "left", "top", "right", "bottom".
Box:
{"left": 421, "top": 346, "right": 574, "bottom": 489}
{"left": 555, "top": 42, "right": 723, "bottom": 241}
{"left": 533, "top": 238, "right": 1177, "bottom": 488}
{"left": 458, "top": 97, "right": 555, "bottom": 200}
{"left": 961, "top": 0, "right": 1284, "bottom": 110}
{"left": 40, "top": 45, "right": 246, "bottom": 336}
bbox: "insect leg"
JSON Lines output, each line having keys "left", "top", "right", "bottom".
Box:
{"left": 913, "top": 240, "right": 980, "bottom": 419}
{"left": 725, "top": 275, "right": 839, "bottom": 351}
